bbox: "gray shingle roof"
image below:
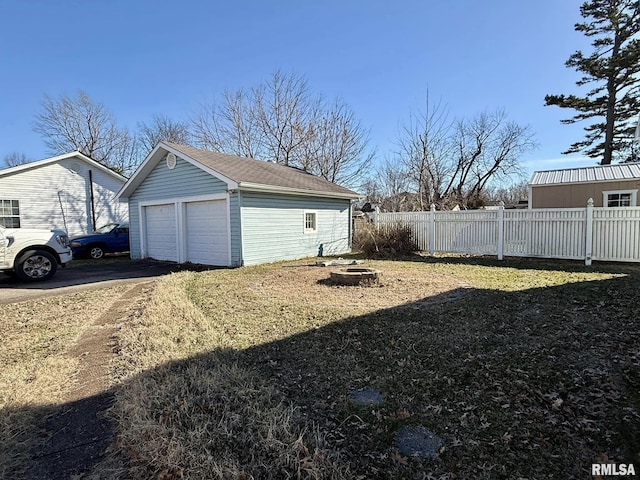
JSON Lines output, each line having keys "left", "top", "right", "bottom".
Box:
{"left": 164, "top": 143, "right": 360, "bottom": 198}
{"left": 530, "top": 163, "right": 640, "bottom": 186}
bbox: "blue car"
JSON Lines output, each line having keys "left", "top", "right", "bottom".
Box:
{"left": 70, "top": 223, "right": 130, "bottom": 259}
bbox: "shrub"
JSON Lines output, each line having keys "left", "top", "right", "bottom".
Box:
{"left": 354, "top": 221, "right": 417, "bottom": 258}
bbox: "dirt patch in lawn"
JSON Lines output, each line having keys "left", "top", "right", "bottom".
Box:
{"left": 24, "top": 282, "right": 155, "bottom": 480}
{"left": 0, "top": 284, "right": 138, "bottom": 478}
{"left": 66, "top": 282, "right": 154, "bottom": 400}
{"left": 255, "top": 263, "right": 468, "bottom": 313}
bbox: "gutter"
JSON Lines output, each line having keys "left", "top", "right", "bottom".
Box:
{"left": 238, "top": 182, "right": 361, "bottom": 200}
{"left": 530, "top": 177, "right": 640, "bottom": 188}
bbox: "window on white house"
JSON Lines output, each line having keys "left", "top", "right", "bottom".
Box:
{"left": 603, "top": 190, "right": 637, "bottom": 207}
{"left": 304, "top": 211, "right": 317, "bottom": 233}
{"left": 0, "top": 199, "right": 20, "bottom": 228}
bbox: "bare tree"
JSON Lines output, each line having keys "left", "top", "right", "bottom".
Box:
{"left": 396, "top": 93, "right": 453, "bottom": 209}
{"left": 360, "top": 178, "right": 383, "bottom": 208}
{"left": 33, "top": 90, "right": 136, "bottom": 175}
{"left": 254, "top": 71, "right": 316, "bottom": 166}
{"left": 192, "top": 90, "right": 262, "bottom": 159}
{"left": 377, "top": 157, "right": 413, "bottom": 211}
{"left": 192, "top": 71, "right": 372, "bottom": 187}
{"left": 446, "top": 110, "right": 535, "bottom": 209}
{"left": 300, "top": 100, "right": 373, "bottom": 186}
{"left": 192, "top": 72, "right": 313, "bottom": 163}
{"left": 396, "top": 100, "right": 536, "bottom": 210}
{"left": 487, "top": 180, "right": 529, "bottom": 206}
{"left": 2, "top": 152, "right": 30, "bottom": 168}
{"left": 137, "top": 114, "right": 191, "bottom": 154}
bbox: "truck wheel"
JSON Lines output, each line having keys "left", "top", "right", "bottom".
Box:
{"left": 15, "top": 250, "right": 57, "bottom": 281}
{"left": 89, "top": 245, "right": 105, "bottom": 259}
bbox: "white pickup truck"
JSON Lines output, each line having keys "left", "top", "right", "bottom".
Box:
{"left": 0, "top": 226, "right": 73, "bottom": 281}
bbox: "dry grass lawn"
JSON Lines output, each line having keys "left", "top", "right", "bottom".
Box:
{"left": 105, "top": 257, "right": 639, "bottom": 479}
{"left": 2, "top": 256, "right": 639, "bottom": 479}
{"left": 0, "top": 284, "right": 131, "bottom": 478}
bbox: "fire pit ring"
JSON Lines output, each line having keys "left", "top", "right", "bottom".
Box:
{"left": 329, "top": 267, "right": 382, "bottom": 286}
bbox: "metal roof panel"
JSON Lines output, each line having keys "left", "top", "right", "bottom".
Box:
{"left": 530, "top": 163, "right": 640, "bottom": 185}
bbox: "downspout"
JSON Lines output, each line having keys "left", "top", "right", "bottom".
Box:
{"left": 57, "top": 191, "right": 69, "bottom": 233}
{"left": 348, "top": 200, "right": 353, "bottom": 251}
{"left": 238, "top": 190, "right": 244, "bottom": 266}
{"left": 88, "top": 169, "right": 96, "bottom": 230}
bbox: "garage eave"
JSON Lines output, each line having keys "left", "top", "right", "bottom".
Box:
{"left": 238, "top": 182, "right": 362, "bottom": 200}
{"left": 117, "top": 142, "right": 239, "bottom": 199}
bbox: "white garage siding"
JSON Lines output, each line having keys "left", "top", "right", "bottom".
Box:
{"left": 144, "top": 203, "right": 177, "bottom": 261}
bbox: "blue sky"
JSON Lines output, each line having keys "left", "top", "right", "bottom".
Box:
{"left": 0, "top": 0, "right": 596, "bottom": 178}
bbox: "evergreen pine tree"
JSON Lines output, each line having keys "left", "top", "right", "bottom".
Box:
{"left": 545, "top": 0, "right": 640, "bottom": 164}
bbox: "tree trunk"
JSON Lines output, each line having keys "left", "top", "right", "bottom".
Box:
{"left": 603, "top": 25, "right": 623, "bottom": 165}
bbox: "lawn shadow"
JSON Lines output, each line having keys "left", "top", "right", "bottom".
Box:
{"left": 234, "top": 273, "right": 640, "bottom": 478}
{"left": 0, "top": 259, "right": 224, "bottom": 295}
{"left": 3, "top": 268, "right": 640, "bottom": 479}
{"left": 23, "top": 392, "right": 118, "bottom": 480}
{"left": 348, "top": 250, "right": 640, "bottom": 276}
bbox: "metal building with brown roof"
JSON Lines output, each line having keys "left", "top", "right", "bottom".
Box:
{"left": 528, "top": 163, "right": 640, "bottom": 208}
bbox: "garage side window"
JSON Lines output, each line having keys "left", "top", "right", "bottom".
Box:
{"left": 603, "top": 190, "right": 637, "bottom": 207}
{"left": 0, "top": 199, "right": 20, "bottom": 228}
{"left": 304, "top": 211, "right": 317, "bottom": 233}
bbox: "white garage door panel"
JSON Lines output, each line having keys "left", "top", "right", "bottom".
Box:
{"left": 145, "top": 204, "right": 177, "bottom": 261}
{"left": 186, "top": 200, "right": 228, "bottom": 265}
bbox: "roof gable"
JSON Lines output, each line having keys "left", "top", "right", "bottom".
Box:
{"left": 530, "top": 163, "right": 640, "bottom": 186}
{"left": 119, "top": 142, "right": 360, "bottom": 199}
{"left": 0, "top": 151, "right": 127, "bottom": 183}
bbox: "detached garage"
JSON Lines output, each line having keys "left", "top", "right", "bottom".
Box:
{"left": 117, "top": 142, "right": 360, "bottom": 267}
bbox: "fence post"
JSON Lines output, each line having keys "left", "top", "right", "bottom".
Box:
{"left": 497, "top": 201, "right": 504, "bottom": 261}
{"left": 373, "top": 206, "right": 380, "bottom": 229}
{"left": 585, "top": 198, "right": 593, "bottom": 266}
{"left": 429, "top": 204, "right": 436, "bottom": 256}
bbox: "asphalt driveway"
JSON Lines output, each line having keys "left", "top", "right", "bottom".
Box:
{"left": 0, "top": 257, "right": 188, "bottom": 304}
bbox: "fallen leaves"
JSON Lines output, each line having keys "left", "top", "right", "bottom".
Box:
{"left": 108, "top": 259, "right": 640, "bottom": 479}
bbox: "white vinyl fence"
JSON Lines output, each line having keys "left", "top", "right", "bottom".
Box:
{"left": 372, "top": 199, "right": 640, "bottom": 265}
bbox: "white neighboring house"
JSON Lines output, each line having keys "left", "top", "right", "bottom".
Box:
{"left": 0, "top": 152, "right": 128, "bottom": 237}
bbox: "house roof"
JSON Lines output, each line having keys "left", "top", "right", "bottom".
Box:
{"left": 530, "top": 163, "right": 640, "bottom": 186}
{"left": 118, "top": 142, "right": 361, "bottom": 199}
{"left": 0, "top": 151, "right": 127, "bottom": 182}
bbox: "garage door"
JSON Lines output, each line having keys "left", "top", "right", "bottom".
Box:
{"left": 145, "top": 204, "right": 177, "bottom": 261}
{"left": 185, "top": 200, "right": 228, "bottom": 265}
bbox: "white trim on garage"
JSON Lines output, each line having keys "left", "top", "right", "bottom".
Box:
{"left": 226, "top": 194, "right": 232, "bottom": 266}
{"left": 118, "top": 143, "right": 238, "bottom": 199}
{"left": 138, "top": 193, "right": 231, "bottom": 266}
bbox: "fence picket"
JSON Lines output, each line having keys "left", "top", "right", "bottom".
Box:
{"left": 369, "top": 204, "right": 640, "bottom": 264}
